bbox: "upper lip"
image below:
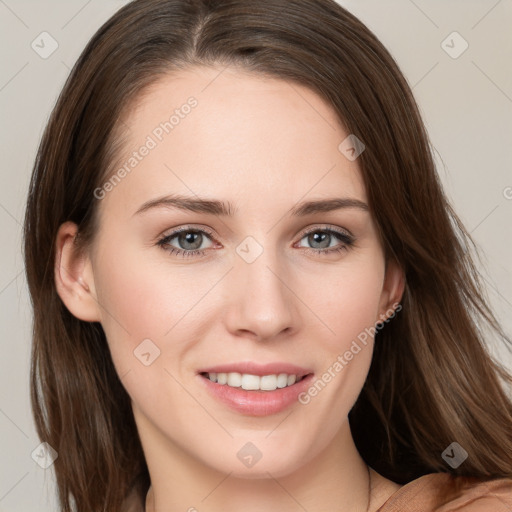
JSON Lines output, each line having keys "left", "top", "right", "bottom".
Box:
{"left": 198, "top": 362, "right": 313, "bottom": 378}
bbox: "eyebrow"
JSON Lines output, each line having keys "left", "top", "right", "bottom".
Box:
{"left": 133, "top": 194, "right": 369, "bottom": 217}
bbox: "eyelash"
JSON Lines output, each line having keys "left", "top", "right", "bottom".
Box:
{"left": 156, "top": 225, "right": 355, "bottom": 259}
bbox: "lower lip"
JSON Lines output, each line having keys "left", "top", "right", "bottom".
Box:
{"left": 198, "top": 373, "right": 315, "bottom": 416}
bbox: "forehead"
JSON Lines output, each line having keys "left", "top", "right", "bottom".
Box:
{"left": 99, "top": 66, "right": 366, "bottom": 219}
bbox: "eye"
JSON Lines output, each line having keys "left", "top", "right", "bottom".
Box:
{"left": 156, "top": 225, "right": 355, "bottom": 259}
{"left": 296, "top": 226, "right": 355, "bottom": 255}
{"left": 157, "top": 226, "right": 216, "bottom": 258}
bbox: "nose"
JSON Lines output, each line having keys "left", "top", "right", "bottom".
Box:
{"left": 223, "top": 244, "right": 300, "bottom": 341}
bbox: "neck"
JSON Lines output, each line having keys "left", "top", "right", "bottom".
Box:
{"left": 140, "top": 416, "right": 377, "bottom": 512}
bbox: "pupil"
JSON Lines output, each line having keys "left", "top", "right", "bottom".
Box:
{"left": 309, "top": 232, "right": 330, "bottom": 249}
{"left": 179, "top": 231, "right": 202, "bottom": 250}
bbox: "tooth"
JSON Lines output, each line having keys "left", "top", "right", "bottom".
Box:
{"left": 260, "top": 374, "right": 278, "bottom": 391}
{"left": 227, "top": 372, "right": 242, "bottom": 387}
{"left": 276, "top": 373, "right": 288, "bottom": 388}
{"left": 208, "top": 372, "right": 300, "bottom": 390}
{"left": 241, "top": 374, "right": 261, "bottom": 390}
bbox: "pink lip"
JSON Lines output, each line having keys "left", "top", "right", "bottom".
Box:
{"left": 197, "top": 361, "right": 312, "bottom": 378}
{"left": 197, "top": 363, "right": 315, "bottom": 417}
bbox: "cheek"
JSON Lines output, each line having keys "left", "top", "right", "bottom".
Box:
{"left": 89, "top": 243, "right": 178, "bottom": 375}
{"left": 94, "top": 258, "right": 173, "bottom": 337}
{"left": 90, "top": 245, "right": 211, "bottom": 418}
{"left": 295, "top": 255, "right": 384, "bottom": 417}
{"left": 93, "top": 242, "right": 208, "bottom": 335}
{"left": 310, "top": 257, "right": 385, "bottom": 351}
{"left": 91, "top": 242, "right": 227, "bottom": 373}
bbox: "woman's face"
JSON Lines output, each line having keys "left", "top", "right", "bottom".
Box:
{"left": 82, "top": 66, "right": 402, "bottom": 478}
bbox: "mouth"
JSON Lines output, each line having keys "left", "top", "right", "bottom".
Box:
{"left": 196, "top": 363, "right": 314, "bottom": 416}
{"left": 199, "top": 371, "right": 310, "bottom": 392}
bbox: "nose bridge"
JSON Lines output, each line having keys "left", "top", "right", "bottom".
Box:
{"left": 225, "top": 235, "right": 298, "bottom": 339}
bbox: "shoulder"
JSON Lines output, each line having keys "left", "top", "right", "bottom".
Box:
{"left": 377, "top": 473, "right": 512, "bottom": 512}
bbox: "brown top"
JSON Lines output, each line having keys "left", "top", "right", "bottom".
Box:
{"left": 377, "top": 473, "right": 512, "bottom": 512}
{"left": 124, "top": 473, "right": 512, "bottom": 511}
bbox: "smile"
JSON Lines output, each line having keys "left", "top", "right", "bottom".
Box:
{"left": 200, "top": 371, "right": 308, "bottom": 391}
{"left": 198, "top": 371, "right": 315, "bottom": 416}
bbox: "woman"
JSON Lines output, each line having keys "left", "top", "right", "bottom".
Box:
{"left": 23, "top": 0, "right": 512, "bottom": 511}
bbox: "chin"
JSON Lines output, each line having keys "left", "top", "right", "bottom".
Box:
{"left": 221, "top": 461, "right": 298, "bottom": 480}
{"left": 203, "top": 444, "right": 306, "bottom": 480}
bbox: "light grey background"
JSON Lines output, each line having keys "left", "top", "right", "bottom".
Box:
{"left": 1, "top": 1, "right": 511, "bottom": 510}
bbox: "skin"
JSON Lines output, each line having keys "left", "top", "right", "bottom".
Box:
{"left": 55, "top": 66, "right": 405, "bottom": 511}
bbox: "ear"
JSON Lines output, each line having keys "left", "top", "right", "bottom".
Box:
{"left": 377, "top": 258, "right": 405, "bottom": 322}
{"left": 54, "top": 221, "right": 102, "bottom": 322}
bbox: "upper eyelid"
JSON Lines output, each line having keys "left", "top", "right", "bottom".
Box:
{"left": 159, "top": 225, "right": 215, "bottom": 239}
{"left": 301, "top": 224, "right": 353, "bottom": 237}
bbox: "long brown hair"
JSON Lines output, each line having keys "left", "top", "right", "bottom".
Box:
{"left": 23, "top": 0, "right": 512, "bottom": 510}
